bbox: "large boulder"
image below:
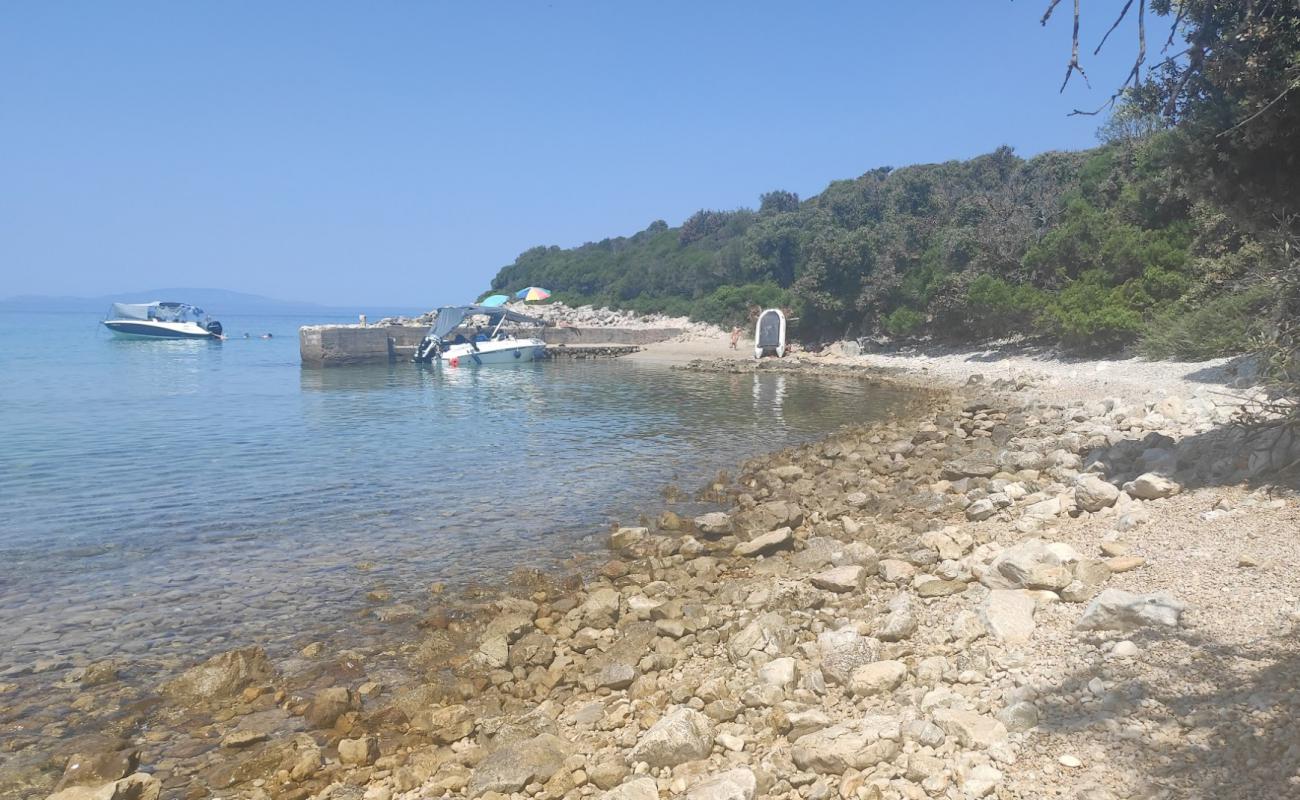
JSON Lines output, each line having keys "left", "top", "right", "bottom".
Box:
{"left": 981, "top": 539, "right": 1078, "bottom": 591}
{"left": 1074, "top": 474, "right": 1120, "bottom": 512}
{"left": 160, "top": 647, "right": 274, "bottom": 706}
{"left": 53, "top": 750, "right": 140, "bottom": 791}
{"left": 817, "top": 628, "right": 881, "bottom": 686}
{"left": 693, "top": 512, "right": 733, "bottom": 537}
{"left": 1123, "top": 473, "right": 1182, "bottom": 500}
{"left": 303, "top": 687, "right": 356, "bottom": 729}
{"left": 790, "top": 716, "right": 900, "bottom": 774}
{"left": 628, "top": 707, "right": 714, "bottom": 768}
{"left": 810, "top": 565, "right": 866, "bottom": 593}
{"left": 1076, "top": 589, "right": 1185, "bottom": 631}
{"left": 467, "top": 734, "right": 570, "bottom": 797}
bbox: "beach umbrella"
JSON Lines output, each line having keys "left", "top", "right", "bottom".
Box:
{"left": 481, "top": 294, "right": 510, "bottom": 307}
{"left": 516, "top": 286, "right": 552, "bottom": 302}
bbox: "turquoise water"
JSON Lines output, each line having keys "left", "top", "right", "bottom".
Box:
{"left": 0, "top": 311, "right": 908, "bottom": 672}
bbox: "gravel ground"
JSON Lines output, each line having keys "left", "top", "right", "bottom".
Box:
{"left": 813, "top": 342, "right": 1261, "bottom": 407}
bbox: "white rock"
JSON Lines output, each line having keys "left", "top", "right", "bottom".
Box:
{"left": 790, "top": 716, "right": 900, "bottom": 774}
{"left": 685, "top": 768, "right": 755, "bottom": 800}
{"left": 980, "top": 589, "right": 1037, "bottom": 644}
{"left": 816, "top": 628, "right": 880, "bottom": 686}
{"left": 931, "top": 708, "right": 1008, "bottom": 749}
{"left": 757, "top": 656, "right": 798, "bottom": 691}
{"left": 848, "top": 660, "right": 908, "bottom": 696}
{"left": 1074, "top": 474, "right": 1120, "bottom": 512}
{"left": 601, "top": 777, "right": 659, "bottom": 800}
{"left": 1076, "top": 589, "right": 1185, "bottom": 631}
{"left": 628, "top": 707, "right": 714, "bottom": 768}
{"left": 733, "top": 527, "right": 793, "bottom": 558}
{"left": 1123, "top": 473, "right": 1182, "bottom": 500}
{"left": 810, "top": 565, "right": 865, "bottom": 593}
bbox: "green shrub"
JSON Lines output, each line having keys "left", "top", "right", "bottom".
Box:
{"left": 1044, "top": 276, "right": 1144, "bottom": 353}
{"left": 690, "top": 283, "right": 792, "bottom": 326}
{"left": 884, "top": 307, "right": 926, "bottom": 337}
{"left": 964, "top": 275, "right": 1048, "bottom": 337}
{"left": 1138, "top": 283, "right": 1272, "bottom": 360}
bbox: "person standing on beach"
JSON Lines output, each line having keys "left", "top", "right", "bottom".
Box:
{"left": 729, "top": 325, "right": 741, "bottom": 350}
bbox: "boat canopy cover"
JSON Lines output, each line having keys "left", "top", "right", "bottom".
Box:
{"left": 108, "top": 301, "right": 208, "bottom": 323}
{"left": 428, "top": 304, "right": 547, "bottom": 340}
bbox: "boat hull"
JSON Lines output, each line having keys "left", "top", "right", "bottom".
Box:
{"left": 440, "top": 339, "right": 547, "bottom": 366}
{"left": 103, "top": 320, "right": 219, "bottom": 339}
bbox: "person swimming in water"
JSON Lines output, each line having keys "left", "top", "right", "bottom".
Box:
{"left": 260, "top": 332, "right": 273, "bottom": 339}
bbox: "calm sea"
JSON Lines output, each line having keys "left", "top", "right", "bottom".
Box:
{"left": 0, "top": 311, "right": 908, "bottom": 672}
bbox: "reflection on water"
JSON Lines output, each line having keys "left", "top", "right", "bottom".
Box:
{"left": 0, "top": 312, "right": 912, "bottom": 673}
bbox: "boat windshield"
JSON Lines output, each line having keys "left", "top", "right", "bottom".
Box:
{"left": 109, "top": 302, "right": 208, "bottom": 323}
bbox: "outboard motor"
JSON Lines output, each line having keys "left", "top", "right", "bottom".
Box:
{"left": 413, "top": 336, "right": 441, "bottom": 363}
{"left": 205, "top": 320, "right": 224, "bottom": 337}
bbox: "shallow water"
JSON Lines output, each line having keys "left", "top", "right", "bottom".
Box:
{"left": 0, "top": 311, "right": 909, "bottom": 673}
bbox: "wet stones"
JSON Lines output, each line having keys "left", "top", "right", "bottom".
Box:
{"left": 159, "top": 646, "right": 275, "bottom": 707}
{"left": 304, "top": 686, "right": 357, "bottom": 729}
{"left": 47, "top": 773, "right": 161, "bottom": 800}
{"left": 411, "top": 704, "right": 475, "bottom": 744}
{"left": 338, "top": 735, "right": 380, "bottom": 767}
{"left": 693, "top": 512, "right": 733, "bottom": 537}
{"left": 53, "top": 749, "right": 140, "bottom": 791}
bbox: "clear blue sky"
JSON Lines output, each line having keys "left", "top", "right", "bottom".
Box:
{"left": 1, "top": 2, "right": 1140, "bottom": 307}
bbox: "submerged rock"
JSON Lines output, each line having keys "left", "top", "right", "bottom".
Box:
{"left": 159, "top": 646, "right": 274, "bottom": 706}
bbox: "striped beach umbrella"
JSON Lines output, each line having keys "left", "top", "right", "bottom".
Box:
{"left": 515, "top": 286, "right": 552, "bottom": 302}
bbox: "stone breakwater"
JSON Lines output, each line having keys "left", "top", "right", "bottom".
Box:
{"left": 12, "top": 367, "right": 1300, "bottom": 800}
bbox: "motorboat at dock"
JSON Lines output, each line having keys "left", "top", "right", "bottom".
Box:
{"left": 413, "top": 304, "right": 548, "bottom": 366}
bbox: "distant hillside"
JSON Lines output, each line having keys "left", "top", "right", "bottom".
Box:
{"left": 0, "top": 288, "right": 421, "bottom": 317}
{"left": 490, "top": 139, "right": 1264, "bottom": 356}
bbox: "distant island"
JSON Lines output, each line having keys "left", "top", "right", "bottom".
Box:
{"left": 0, "top": 288, "right": 423, "bottom": 318}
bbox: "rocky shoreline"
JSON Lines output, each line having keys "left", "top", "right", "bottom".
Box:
{"left": 12, "top": 360, "right": 1300, "bottom": 800}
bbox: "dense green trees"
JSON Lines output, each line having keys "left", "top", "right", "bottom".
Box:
{"left": 490, "top": 133, "right": 1254, "bottom": 354}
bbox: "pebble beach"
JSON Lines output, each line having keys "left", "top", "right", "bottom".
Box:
{"left": 11, "top": 333, "right": 1300, "bottom": 800}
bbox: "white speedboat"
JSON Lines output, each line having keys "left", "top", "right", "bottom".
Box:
{"left": 102, "top": 301, "right": 224, "bottom": 339}
{"left": 413, "top": 304, "right": 548, "bottom": 366}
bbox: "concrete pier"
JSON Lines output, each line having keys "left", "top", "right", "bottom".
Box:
{"left": 299, "top": 324, "right": 682, "bottom": 366}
